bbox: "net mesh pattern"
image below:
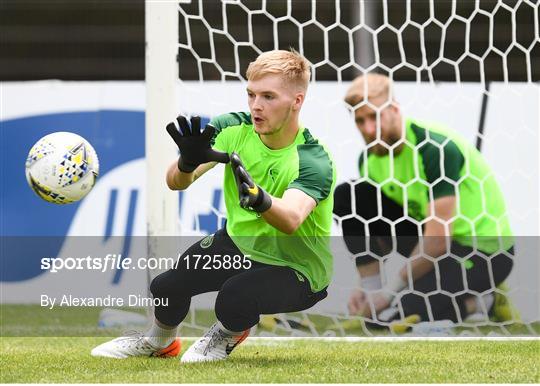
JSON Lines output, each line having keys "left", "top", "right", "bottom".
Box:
{"left": 165, "top": 0, "right": 539, "bottom": 336}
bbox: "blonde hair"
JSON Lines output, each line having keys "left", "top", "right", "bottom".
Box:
{"left": 246, "top": 49, "right": 311, "bottom": 91}
{"left": 344, "top": 73, "right": 394, "bottom": 107}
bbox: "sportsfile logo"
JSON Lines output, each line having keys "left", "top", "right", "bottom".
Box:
{"left": 40, "top": 254, "right": 181, "bottom": 273}
{"left": 39, "top": 253, "right": 253, "bottom": 273}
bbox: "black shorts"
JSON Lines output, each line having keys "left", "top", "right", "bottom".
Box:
{"left": 150, "top": 228, "right": 328, "bottom": 330}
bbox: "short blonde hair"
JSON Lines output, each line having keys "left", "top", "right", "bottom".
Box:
{"left": 344, "top": 73, "right": 394, "bottom": 107}
{"left": 246, "top": 49, "right": 311, "bottom": 91}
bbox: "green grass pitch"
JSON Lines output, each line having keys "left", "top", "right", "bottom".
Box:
{"left": 1, "top": 337, "right": 538, "bottom": 383}
{"left": 1, "top": 305, "right": 539, "bottom": 383}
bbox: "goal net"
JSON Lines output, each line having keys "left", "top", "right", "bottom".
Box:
{"left": 146, "top": 0, "right": 539, "bottom": 337}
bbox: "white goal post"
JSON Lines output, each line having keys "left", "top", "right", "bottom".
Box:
{"left": 145, "top": 0, "right": 539, "bottom": 337}
{"left": 145, "top": 1, "right": 179, "bottom": 239}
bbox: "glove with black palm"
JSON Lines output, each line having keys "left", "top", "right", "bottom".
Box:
{"left": 166, "top": 115, "right": 230, "bottom": 173}
{"left": 230, "top": 152, "right": 272, "bottom": 213}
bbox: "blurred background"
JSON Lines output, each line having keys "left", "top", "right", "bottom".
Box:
{"left": 2, "top": 0, "right": 538, "bottom": 81}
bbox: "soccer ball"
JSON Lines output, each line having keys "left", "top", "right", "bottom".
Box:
{"left": 25, "top": 132, "right": 99, "bottom": 204}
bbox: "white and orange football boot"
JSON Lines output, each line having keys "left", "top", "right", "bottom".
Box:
{"left": 91, "top": 332, "right": 181, "bottom": 359}
{"left": 180, "top": 322, "right": 249, "bottom": 363}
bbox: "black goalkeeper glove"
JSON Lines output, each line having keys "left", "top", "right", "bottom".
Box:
{"left": 166, "top": 115, "right": 230, "bottom": 173}
{"left": 230, "top": 152, "right": 272, "bottom": 213}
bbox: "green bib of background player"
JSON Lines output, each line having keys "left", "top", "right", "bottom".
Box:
{"left": 359, "top": 118, "right": 513, "bottom": 254}
{"left": 211, "top": 112, "right": 336, "bottom": 292}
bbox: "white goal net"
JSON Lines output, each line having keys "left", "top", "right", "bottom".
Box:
{"left": 146, "top": 0, "right": 539, "bottom": 337}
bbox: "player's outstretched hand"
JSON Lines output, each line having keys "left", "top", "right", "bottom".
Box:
{"left": 348, "top": 288, "right": 368, "bottom": 316}
{"left": 230, "top": 152, "right": 272, "bottom": 213}
{"left": 166, "top": 115, "right": 230, "bottom": 173}
{"left": 348, "top": 288, "right": 391, "bottom": 318}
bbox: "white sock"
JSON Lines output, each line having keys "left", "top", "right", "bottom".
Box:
{"left": 216, "top": 320, "right": 242, "bottom": 335}
{"left": 359, "top": 274, "right": 382, "bottom": 291}
{"left": 145, "top": 322, "right": 177, "bottom": 348}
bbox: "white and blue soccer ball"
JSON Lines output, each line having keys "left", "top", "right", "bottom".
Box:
{"left": 25, "top": 132, "right": 99, "bottom": 204}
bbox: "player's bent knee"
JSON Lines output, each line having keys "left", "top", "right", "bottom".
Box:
{"left": 149, "top": 272, "right": 164, "bottom": 297}
{"left": 215, "top": 283, "right": 255, "bottom": 315}
{"left": 150, "top": 270, "right": 178, "bottom": 299}
{"left": 215, "top": 283, "right": 258, "bottom": 331}
{"left": 150, "top": 270, "right": 193, "bottom": 326}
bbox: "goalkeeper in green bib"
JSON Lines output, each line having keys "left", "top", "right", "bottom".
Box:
{"left": 334, "top": 73, "right": 515, "bottom": 327}
{"left": 91, "top": 50, "right": 335, "bottom": 361}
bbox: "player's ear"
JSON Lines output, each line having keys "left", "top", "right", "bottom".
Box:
{"left": 292, "top": 91, "right": 305, "bottom": 111}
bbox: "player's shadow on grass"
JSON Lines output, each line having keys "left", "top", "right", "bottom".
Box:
{"left": 176, "top": 356, "right": 297, "bottom": 367}
{"left": 227, "top": 356, "right": 301, "bottom": 366}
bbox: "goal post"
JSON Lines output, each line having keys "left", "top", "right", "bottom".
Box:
{"left": 145, "top": 0, "right": 540, "bottom": 337}
{"left": 145, "top": 0, "right": 179, "bottom": 239}
{"left": 144, "top": 1, "right": 180, "bottom": 322}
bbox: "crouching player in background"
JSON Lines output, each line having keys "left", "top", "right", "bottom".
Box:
{"left": 334, "top": 73, "right": 516, "bottom": 329}
{"left": 92, "top": 50, "right": 335, "bottom": 361}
